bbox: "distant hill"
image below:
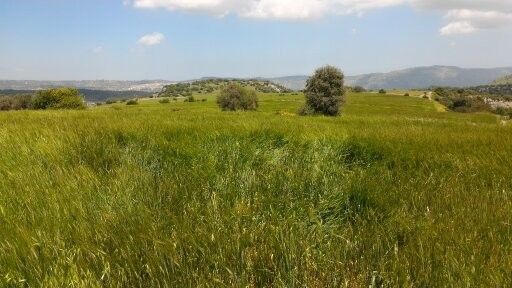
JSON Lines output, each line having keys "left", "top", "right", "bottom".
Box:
{"left": 159, "top": 78, "right": 291, "bottom": 97}
{"left": 346, "top": 66, "right": 512, "bottom": 90}
{"left": 4, "top": 66, "right": 512, "bottom": 93}
{"left": 0, "top": 80, "right": 173, "bottom": 92}
{"left": 0, "top": 89, "right": 152, "bottom": 103}
{"left": 266, "top": 66, "right": 512, "bottom": 90}
{"left": 492, "top": 74, "right": 512, "bottom": 85}
{"left": 267, "top": 76, "right": 308, "bottom": 91}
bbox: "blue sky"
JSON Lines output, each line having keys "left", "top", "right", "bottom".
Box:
{"left": 1, "top": 0, "right": 511, "bottom": 80}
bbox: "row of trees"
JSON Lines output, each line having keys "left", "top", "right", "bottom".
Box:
{"left": 216, "top": 65, "right": 346, "bottom": 116}
{"left": 159, "top": 79, "right": 291, "bottom": 98}
{"left": 0, "top": 88, "right": 85, "bottom": 111}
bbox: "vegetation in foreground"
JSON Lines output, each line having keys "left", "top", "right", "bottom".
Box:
{"left": 0, "top": 92, "right": 511, "bottom": 286}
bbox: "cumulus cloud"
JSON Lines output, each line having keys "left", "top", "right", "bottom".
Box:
{"left": 130, "top": 0, "right": 512, "bottom": 35}
{"left": 138, "top": 32, "right": 165, "bottom": 46}
{"left": 130, "top": 0, "right": 405, "bottom": 18}
{"left": 440, "top": 9, "right": 512, "bottom": 35}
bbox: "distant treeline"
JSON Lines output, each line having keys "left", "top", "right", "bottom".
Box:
{"left": 470, "top": 84, "right": 512, "bottom": 99}
{"left": 432, "top": 86, "right": 512, "bottom": 117}
{"left": 0, "top": 89, "right": 153, "bottom": 102}
{"left": 159, "top": 79, "right": 292, "bottom": 98}
{"left": 0, "top": 88, "right": 85, "bottom": 111}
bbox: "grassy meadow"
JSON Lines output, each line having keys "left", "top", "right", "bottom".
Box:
{"left": 0, "top": 92, "right": 511, "bottom": 286}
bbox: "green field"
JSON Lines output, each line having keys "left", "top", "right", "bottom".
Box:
{"left": 1, "top": 93, "right": 511, "bottom": 286}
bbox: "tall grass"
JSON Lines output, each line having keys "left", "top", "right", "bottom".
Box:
{"left": 0, "top": 93, "right": 511, "bottom": 286}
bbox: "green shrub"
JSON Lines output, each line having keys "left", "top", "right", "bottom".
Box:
{"left": 0, "top": 94, "right": 33, "bottom": 111}
{"left": 0, "top": 97, "right": 13, "bottom": 111}
{"left": 32, "top": 88, "right": 85, "bottom": 110}
{"left": 106, "top": 99, "right": 117, "bottom": 104}
{"left": 379, "top": 89, "right": 387, "bottom": 94}
{"left": 126, "top": 99, "right": 138, "bottom": 105}
{"left": 201, "top": 99, "right": 207, "bottom": 102}
{"left": 494, "top": 107, "right": 512, "bottom": 118}
{"left": 297, "top": 105, "right": 315, "bottom": 116}
{"left": 184, "top": 96, "right": 196, "bottom": 102}
{"left": 404, "top": 93, "right": 410, "bottom": 97}
{"left": 159, "top": 98, "right": 170, "bottom": 104}
{"left": 301, "top": 65, "right": 345, "bottom": 116}
{"left": 353, "top": 86, "right": 366, "bottom": 93}
{"left": 217, "top": 83, "right": 258, "bottom": 111}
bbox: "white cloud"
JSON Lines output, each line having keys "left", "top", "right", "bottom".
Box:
{"left": 131, "top": 0, "right": 405, "bottom": 19}
{"left": 130, "top": 0, "right": 512, "bottom": 34}
{"left": 138, "top": 32, "right": 165, "bottom": 46}
{"left": 242, "top": 0, "right": 328, "bottom": 20}
{"left": 440, "top": 21, "right": 475, "bottom": 35}
{"left": 440, "top": 9, "right": 512, "bottom": 35}
{"left": 92, "top": 46, "right": 104, "bottom": 54}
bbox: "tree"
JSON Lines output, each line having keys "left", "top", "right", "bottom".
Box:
{"left": 353, "top": 86, "right": 366, "bottom": 93}
{"left": 217, "top": 83, "right": 258, "bottom": 111}
{"left": 301, "top": 65, "right": 345, "bottom": 116}
{"left": 32, "top": 88, "right": 85, "bottom": 110}
{"left": 379, "top": 89, "right": 387, "bottom": 94}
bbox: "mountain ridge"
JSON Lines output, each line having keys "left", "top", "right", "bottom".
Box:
{"left": 3, "top": 65, "right": 512, "bottom": 92}
{"left": 269, "top": 66, "right": 512, "bottom": 90}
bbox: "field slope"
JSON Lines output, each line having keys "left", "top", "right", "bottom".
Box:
{"left": 0, "top": 93, "right": 511, "bottom": 286}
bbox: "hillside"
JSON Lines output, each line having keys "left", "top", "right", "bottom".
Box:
{"left": 0, "top": 80, "right": 173, "bottom": 92}
{"left": 492, "top": 74, "right": 512, "bottom": 85}
{"left": 267, "top": 76, "right": 308, "bottom": 91}
{"left": 0, "top": 89, "right": 153, "bottom": 103}
{"left": 269, "top": 66, "right": 512, "bottom": 90}
{"left": 349, "top": 66, "right": 512, "bottom": 89}
{"left": 159, "top": 78, "right": 291, "bottom": 97}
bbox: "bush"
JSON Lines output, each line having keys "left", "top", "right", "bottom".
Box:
{"left": 0, "top": 97, "right": 13, "bottom": 111}
{"left": 404, "top": 93, "right": 410, "bottom": 97}
{"left": 379, "top": 89, "right": 387, "bottom": 94}
{"left": 495, "top": 107, "right": 512, "bottom": 118}
{"left": 301, "top": 65, "right": 345, "bottom": 116}
{"left": 32, "top": 88, "right": 85, "bottom": 110}
{"left": 353, "top": 86, "right": 366, "bottom": 93}
{"left": 217, "top": 83, "right": 258, "bottom": 111}
{"left": 159, "top": 98, "right": 170, "bottom": 104}
{"left": 185, "top": 96, "right": 196, "bottom": 103}
{"left": 126, "top": 99, "right": 138, "bottom": 105}
{"left": 106, "top": 99, "right": 117, "bottom": 104}
{"left": 0, "top": 94, "right": 33, "bottom": 111}
{"left": 201, "top": 99, "right": 207, "bottom": 102}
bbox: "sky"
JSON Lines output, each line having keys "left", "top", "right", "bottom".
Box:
{"left": 1, "top": 0, "right": 511, "bottom": 81}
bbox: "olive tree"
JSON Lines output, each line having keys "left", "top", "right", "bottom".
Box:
{"left": 32, "top": 88, "right": 85, "bottom": 110}
{"left": 301, "top": 65, "right": 345, "bottom": 116}
{"left": 217, "top": 83, "right": 258, "bottom": 111}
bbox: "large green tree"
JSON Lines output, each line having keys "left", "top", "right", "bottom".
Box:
{"left": 302, "top": 65, "right": 345, "bottom": 116}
